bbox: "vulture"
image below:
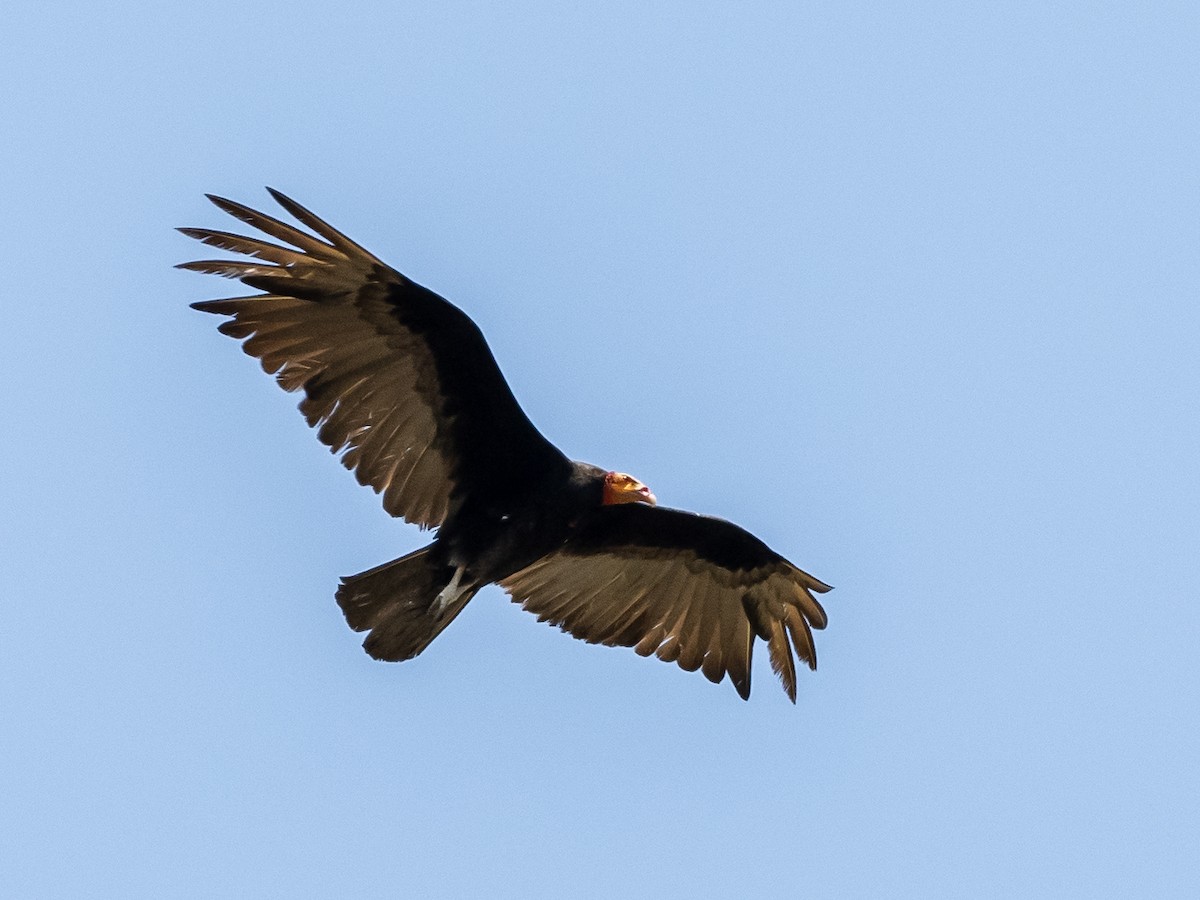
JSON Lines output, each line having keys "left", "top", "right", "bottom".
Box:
{"left": 181, "top": 189, "right": 831, "bottom": 701}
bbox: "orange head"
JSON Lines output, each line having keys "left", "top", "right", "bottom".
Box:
{"left": 601, "top": 471, "right": 657, "bottom": 507}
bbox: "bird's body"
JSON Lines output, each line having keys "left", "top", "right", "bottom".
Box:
{"left": 434, "top": 460, "right": 601, "bottom": 587}
{"left": 182, "top": 190, "right": 831, "bottom": 701}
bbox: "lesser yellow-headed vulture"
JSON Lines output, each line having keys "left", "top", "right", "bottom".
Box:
{"left": 181, "top": 190, "right": 831, "bottom": 701}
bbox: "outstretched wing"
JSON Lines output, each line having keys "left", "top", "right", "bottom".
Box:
{"left": 500, "top": 504, "right": 830, "bottom": 701}
{"left": 181, "top": 189, "right": 571, "bottom": 527}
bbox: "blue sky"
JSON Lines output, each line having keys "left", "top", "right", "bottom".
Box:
{"left": 3, "top": 2, "right": 1198, "bottom": 897}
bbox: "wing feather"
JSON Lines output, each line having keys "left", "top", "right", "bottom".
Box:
{"left": 204, "top": 193, "right": 340, "bottom": 259}
{"left": 766, "top": 617, "right": 798, "bottom": 702}
{"left": 182, "top": 189, "right": 570, "bottom": 527}
{"left": 699, "top": 581, "right": 731, "bottom": 685}
{"left": 176, "top": 228, "right": 311, "bottom": 266}
{"left": 587, "top": 578, "right": 653, "bottom": 646}
{"left": 665, "top": 566, "right": 706, "bottom": 671}
{"left": 500, "top": 505, "right": 830, "bottom": 702}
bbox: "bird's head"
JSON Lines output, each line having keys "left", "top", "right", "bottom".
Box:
{"left": 602, "top": 471, "right": 657, "bottom": 507}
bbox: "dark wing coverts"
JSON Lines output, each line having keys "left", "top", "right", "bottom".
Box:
{"left": 180, "top": 190, "right": 569, "bottom": 527}
{"left": 501, "top": 505, "right": 831, "bottom": 701}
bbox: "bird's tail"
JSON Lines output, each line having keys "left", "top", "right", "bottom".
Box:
{"left": 335, "top": 545, "right": 478, "bottom": 662}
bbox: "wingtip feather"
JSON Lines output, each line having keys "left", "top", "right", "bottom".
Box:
{"left": 205, "top": 193, "right": 237, "bottom": 213}
{"left": 733, "top": 675, "right": 751, "bottom": 701}
{"left": 767, "top": 620, "right": 798, "bottom": 702}
{"left": 190, "top": 299, "right": 233, "bottom": 314}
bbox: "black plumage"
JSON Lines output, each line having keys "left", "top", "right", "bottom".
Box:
{"left": 181, "top": 189, "right": 831, "bottom": 701}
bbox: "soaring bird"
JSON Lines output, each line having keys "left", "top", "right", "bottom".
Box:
{"left": 181, "top": 190, "right": 831, "bottom": 701}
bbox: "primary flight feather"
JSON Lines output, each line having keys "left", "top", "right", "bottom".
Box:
{"left": 181, "top": 189, "right": 831, "bottom": 701}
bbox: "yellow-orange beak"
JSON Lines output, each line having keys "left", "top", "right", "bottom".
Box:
{"left": 602, "top": 471, "right": 657, "bottom": 507}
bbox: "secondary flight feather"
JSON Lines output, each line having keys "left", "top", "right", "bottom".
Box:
{"left": 181, "top": 189, "right": 831, "bottom": 701}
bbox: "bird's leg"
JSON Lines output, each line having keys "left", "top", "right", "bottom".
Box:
{"left": 431, "top": 565, "right": 467, "bottom": 619}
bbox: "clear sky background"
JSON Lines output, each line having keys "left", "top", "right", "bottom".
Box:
{"left": 3, "top": 2, "right": 1197, "bottom": 897}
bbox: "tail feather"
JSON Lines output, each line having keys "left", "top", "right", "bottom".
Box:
{"left": 335, "top": 546, "right": 477, "bottom": 662}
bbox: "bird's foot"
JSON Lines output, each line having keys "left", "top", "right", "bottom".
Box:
{"left": 431, "top": 565, "right": 467, "bottom": 619}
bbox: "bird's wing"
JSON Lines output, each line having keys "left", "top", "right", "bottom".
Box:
{"left": 180, "top": 189, "right": 571, "bottom": 528}
{"left": 499, "top": 505, "right": 830, "bottom": 701}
